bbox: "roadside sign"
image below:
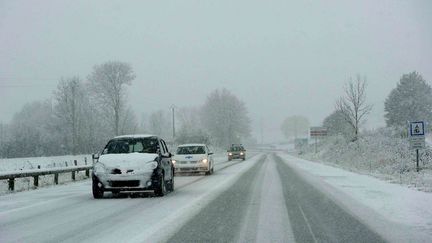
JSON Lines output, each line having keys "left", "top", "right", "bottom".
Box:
{"left": 409, "top": 121, "right": 426, "bottom": 150}
{"left": 310, "top": 127, "right": 328, "bottom": 137}
{"left": 310, "top": 127, "right": 327, "bottom": 153}
{"left": 410, "top": 137, "right": 425, "bottom": 150}
{"left": 410, "top": 121, "right": 425, "bottom": 136}
{"left": 408, "top": 121, "right": 427, "bottom": 172}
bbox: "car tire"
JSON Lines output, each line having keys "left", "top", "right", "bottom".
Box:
{"left": 242, "top": 157, "right": 246, "bottom": 161}
{"left": 228, "top": 157, "right": 232, "bottom": 161}
{"left": 112, "top": 190, "right": 120, "bottom": 197}
{"left": 205, "top": 163, "right": 212, "bottom": 175}
{"left": 154, "top": 173, "right": 167, "bottom": 197}
{"left": 92, "top": 180, "right": 104, "bottom": 199}
{"left": 167, "top": 174, "right": 174, "bottom": 192}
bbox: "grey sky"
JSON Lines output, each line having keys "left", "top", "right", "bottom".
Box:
{"left": 1, "top": 0, "right": 431, "bottom": 142}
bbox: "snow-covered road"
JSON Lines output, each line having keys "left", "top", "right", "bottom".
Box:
{"left": 1, "top": 152, "right": 431, "bottom": 242}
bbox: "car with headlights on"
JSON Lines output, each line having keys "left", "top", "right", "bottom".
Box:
{"left": 172, "top": 144, "right": 214, "bottom": 175}
{"left": 227, "top": 144, "right": 246, "bottom": 161}
{"left": 92, "top": 134, "right": 174, "bottom": 198}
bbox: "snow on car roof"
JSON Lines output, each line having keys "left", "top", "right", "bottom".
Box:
{"left": 178, "top": 143, "right": 206, "bottom": 147}
{"left": 113, "top": 134, "right": 157, "bottom": 139}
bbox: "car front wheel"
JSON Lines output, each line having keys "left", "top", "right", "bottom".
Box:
{"left": 92, "top": 180, "right": 104, "bottom": 199}
{"left": 154, "top": 173, "right": 167, "bottom": 197}
{"left": 167, "top": 174, "right": 174, "bottom": 192}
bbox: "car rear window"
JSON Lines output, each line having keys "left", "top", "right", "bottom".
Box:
{"left": 177, "top": 146, "right": 206, "bottom": 155}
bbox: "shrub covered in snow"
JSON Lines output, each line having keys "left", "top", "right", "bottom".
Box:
{"left": 301, "top": 128, "right": 432, "bottom": 191}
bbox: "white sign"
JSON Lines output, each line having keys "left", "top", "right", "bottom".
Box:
{"left": 410, "top": 121, "right": 425, "bottom": 136}
{"left": 409, "top": 121, "right": 426, "bottom": 149}
{"left": 410, "top": 137, "right": 425, "bottom": 150}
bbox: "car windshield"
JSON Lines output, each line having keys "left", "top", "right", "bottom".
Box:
{"left": 103, "top": 138, "right": 159, "bottom": 154}
{"left": 230, "top": 146, "right": 244, "bottom": 151}
{"left": 176, "top": 146, "right": 206, "bottom": 155}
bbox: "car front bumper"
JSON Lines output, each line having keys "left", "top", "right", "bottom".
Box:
{"left": 228, "top": 153, "right": 245, "bottom": 159}
{"left": 174, "top": 163, "right": 210, "bottom": 173}
{"left": 92, "top": 171, "right": 161, "bottom": 191}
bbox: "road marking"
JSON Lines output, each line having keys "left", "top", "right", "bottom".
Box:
{"left": 256, "top": 156, "right": 296, "bottom": 242}
{"left": 236, "top": 155, "right": 296, "bottom": 242}
{"left": 298, "top": 204, "right": 318, "bottom": 243}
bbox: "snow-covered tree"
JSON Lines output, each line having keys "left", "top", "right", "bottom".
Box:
{"left": 53, "top": 77, "right": 87, "bottom": 154}
{"left": 280, "top": 115, "right": 309, "bottom": 139}
{"left": 335, "top": 75, "right": 372, "bottom": 141}
{"left": 3, "top": 100, "right": 60, "bottom": 157}
{"left": 88, "top": 61, "right": 135, "bottom": 136}
{"left": 119, "top": 107, "right": 138, "bottom": 135}
{"left": 175, "top": 107, "right": 209, "bottom": 145}
{"left": 201, "top": 89, "right": 251, "bottom": 147}
{"left": 148, "top": 110, "right": 170, "bottom": 138}
{"left": 322, "top": 110, "right": 352, "bottom": 137}
{"left": 384, "top": 71, "right": 432, "bottom": 130}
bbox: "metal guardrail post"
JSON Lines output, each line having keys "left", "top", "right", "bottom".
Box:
{"left": 86, "top": 169, "right": 90, "bottom": 177}
{"left": 33, "top": 176, "right": 39, "bottom": 187}
{"left": 71, "top": 171, "right": 75, "bottom": 181}
{"left": 54, "top": 173, "right": 59, "bottom": 185}
{"left": 8, "top": 178, "right": 14, "bottom": 191}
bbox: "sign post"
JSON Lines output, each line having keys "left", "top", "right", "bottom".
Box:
{"left": 409, "top": 121, "right": 426, "bottom": 172}
{"left": 310, "top": 127, "right": 328, "bottom": 153}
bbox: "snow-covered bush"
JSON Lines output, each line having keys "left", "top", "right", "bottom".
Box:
{"left": 301, "top": 128, "right": 432, "bottom": 190}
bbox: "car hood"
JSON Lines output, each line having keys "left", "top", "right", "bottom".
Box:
{"left": 173, "top": 154, "right": 206, "bottom": 161}
{"left": 98, "top": 153, "right": 158, "bottom": 168}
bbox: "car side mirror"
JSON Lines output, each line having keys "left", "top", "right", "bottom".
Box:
{"left": 92, "top": 153, "right": 100, "bottom": 164}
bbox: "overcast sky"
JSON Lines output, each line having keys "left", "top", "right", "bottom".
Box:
{"left": 1, "top": 0, "right": 431, "bottom": 142}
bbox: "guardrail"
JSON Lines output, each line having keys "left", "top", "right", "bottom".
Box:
{"left": 0, "top": 165, "right": 93, "bottom": 191}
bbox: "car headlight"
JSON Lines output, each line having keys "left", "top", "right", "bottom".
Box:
{"left": 146, "top": 161, "right": 158, "bottom": 170}
{"left": 201, "top": 158, "right": 208, "bottom": 163}
{"left": 94, "top": 163, "right": 106, "bottom": 174}
{"left": 228, "top": 153, "right": 233, "bottom": 156}
{"left": 172, "top": 159, "right": 177, "bottom": 164}
{"left": 240, "top": 152, "right": 244, "bottom": 155}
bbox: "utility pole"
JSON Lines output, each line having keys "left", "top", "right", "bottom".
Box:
{"left": 170, "top": 105, "right": 176, "bottom": 140}
{"left": 0, "top": 122, "right": 3, "bottom": 157}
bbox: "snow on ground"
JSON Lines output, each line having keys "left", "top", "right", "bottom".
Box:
{"left": 278, "top": 152, "right": 432, "bottom": 242}
{"left": 0, "top": 154, "right": 92, "bottom": 194}
{"left": 0, "top": 152, "right": 230, "bottom": 194}
{"left": 0, "top": 154, "right": 92, "bottom": 171}
{"left": 0, "top": 153, "right": 262, "bottom": 243}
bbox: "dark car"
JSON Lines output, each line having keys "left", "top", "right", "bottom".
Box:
{"left": 227, "top": 144, "right": 246, "bottom": 161}
{"left": 92, "top": 134, "right": 175, "bottom": 198}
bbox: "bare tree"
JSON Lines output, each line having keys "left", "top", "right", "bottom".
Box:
{"left": 201, "top": 89, "right": 251, "bottom": 147}
{"left": 148, "top": 110, "right": 170, "bottom": 137}
{"left": 335, "top": 75, "right": 372, "bottom": 141}
{"left": 53, "top": 77, "right": 86, "bottom": 154}
{"left": 88, "top": 61, "right": 135, "bottom": 136}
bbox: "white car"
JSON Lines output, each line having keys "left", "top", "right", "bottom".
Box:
{"left": 172, "top": 144, "right": 214, "bottom": 175}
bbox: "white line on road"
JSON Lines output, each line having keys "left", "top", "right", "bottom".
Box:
{"left": 298, "top": 204, "right": 318, "bottom": 243}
